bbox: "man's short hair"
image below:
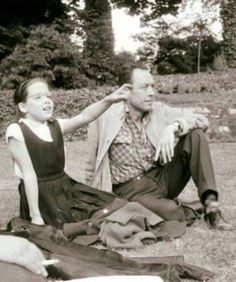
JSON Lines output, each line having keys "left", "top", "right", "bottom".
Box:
{"left": 118, "top": 63, "right": 149, "bottom": 85}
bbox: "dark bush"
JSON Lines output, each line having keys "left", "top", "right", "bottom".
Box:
{"left": 155, "top": 36, "right": 222, "bottom": 74}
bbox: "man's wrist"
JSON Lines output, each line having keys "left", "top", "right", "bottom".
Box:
{"left": 169, "top": 121, "right": 182, "bottom": 136}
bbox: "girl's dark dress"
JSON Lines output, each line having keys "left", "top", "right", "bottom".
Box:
{"left": 18, "top": 119, "right": 115, "bottom": 227}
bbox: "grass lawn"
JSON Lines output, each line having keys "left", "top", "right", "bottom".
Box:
{"left": 0, "top": 141, "right": 236, "bottom": 281}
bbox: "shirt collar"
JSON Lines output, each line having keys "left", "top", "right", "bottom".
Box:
{"left": 124, "top": 104, "right": 151, "bottom": 125}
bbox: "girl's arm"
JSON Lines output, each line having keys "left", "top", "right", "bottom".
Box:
{"left": 61, "top": 84, "right": 131, "bottom": 135}
{"left": 8, "top": 138, "right": 44, "bottom": 225}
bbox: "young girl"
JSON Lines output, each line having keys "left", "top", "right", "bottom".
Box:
{"left": 6, "top": 78, "right": 130, "bottom": 227}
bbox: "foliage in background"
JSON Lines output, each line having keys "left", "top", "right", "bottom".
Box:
{"left": 67, "top": 0, "right": 119, "bottom": 85}
{"left": 0, "top": 22, "right": 92, "bottom": 89}
{"left": 0, "top": 0, "right": 68, "bottom": 60}
{"left": 82, "top": 0, "right": 115, "bottom": 83}
{"left": 154, "top": 35, "right": 222, "bottom": 74}
{"left": 1, "top": 0, "right": 236, "bottom": 88}
{"left": 0, "top": 22, "right": 136, "bottom": 90}
{"left": 112, "top": 0, "right": 182, "bottom": 19}
{"left": 220, "top": 0, "right": 236, "bottom": 68}
{"left": 0, "top": 0, "right": 187, "bottom": 90}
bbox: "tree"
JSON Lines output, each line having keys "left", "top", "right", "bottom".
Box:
{"left": 136, "top": 0, "right": 223, "bottom": 74}
{"left": 0, "top": 0, "right": 69, "bottom": 60}
{"left": 0, "top": 23, "right": 92, "bottom": 89}
{"left": 188, "top": 17, "right": 217, "bottom": 73}
{"left": 1, "top": 0, "right": 189, "bottom": 88}
{"left": 67, "top": 0, "right": 184, "bottom": 83}
{"left": 81, "top": 0, "right": 116, "bottom": 84}
{"left": 188, "top": 0, "right": 236, "bottom": 68}
{"left": 220, "top": 0, "right": 236, "bottom": 67}
{"left": 112, "top": 0, "right": 182, "bottom": 19}
{"left": 69, "top": 0, "right": 183, "bottom": 57}
{"left": 154, "top": 35, "right": 221, "bottom": 74}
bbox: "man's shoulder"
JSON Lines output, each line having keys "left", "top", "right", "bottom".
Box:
{"left": 152, "top": 101, "right": 170, "bottom": 111}
{"left": 101, "top": 101, "right": 125, "bottom": 118}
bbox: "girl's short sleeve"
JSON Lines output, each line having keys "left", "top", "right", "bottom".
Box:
{"left": 6, "top": 123, "right": 25, "bottom": 144}
{"left": 57, "top": 118, "right": 64, "bottom": 133}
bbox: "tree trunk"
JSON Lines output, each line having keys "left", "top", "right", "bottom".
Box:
{"left": 83, "top": 0, "right": 114, "bottom": 59}
{"left": 221, "top": 0, "right": 236, "bottom": 68}
{"left": 197, "top": 36, "right": 202, "bottom": 74}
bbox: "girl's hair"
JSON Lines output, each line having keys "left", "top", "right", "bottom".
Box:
{"left": 14, "top": 78, "right": 48, "bottom": 105}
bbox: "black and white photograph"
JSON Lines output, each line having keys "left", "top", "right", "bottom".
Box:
{"left": 0, "top": 0, "right": 235, "bottom": 281}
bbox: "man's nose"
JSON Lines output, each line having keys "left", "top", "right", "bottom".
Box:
{"left": 147, "top": 85, "right": 154, "bottom": 96}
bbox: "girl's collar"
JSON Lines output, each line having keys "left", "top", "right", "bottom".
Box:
{"left": 20, "top": 118, "right": 48, "bottom": 128}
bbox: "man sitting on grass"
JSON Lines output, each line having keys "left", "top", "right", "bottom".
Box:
{"left": 85, "top": 64, "right": 233, "bottom": 231}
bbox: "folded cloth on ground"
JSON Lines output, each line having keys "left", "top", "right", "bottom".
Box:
{"left": 99, "top": 202, "right": 163, "bottom": 248}
{"left": 99, "top": 202, "right": 187, "bottom": 249}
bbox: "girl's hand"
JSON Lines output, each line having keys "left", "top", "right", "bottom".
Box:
{"left": 105, "top": 84, "right": 132, "bottom": 104}
{"left": 31, "top": 216, "right": 45, "bottom": 225}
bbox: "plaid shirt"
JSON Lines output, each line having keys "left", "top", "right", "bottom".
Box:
{"left": 109, "top": 107, "right": 156, "bottom": 184}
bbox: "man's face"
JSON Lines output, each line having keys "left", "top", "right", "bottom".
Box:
{"left": 128, "top": 68, "right": 155, "bottom": 113}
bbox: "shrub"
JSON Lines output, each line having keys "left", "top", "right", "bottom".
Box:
{"left": 213, "top": 53, "right": 228, "bottom": 71}
{"left": 0, "top": 24, "right": 92, "bottom": 90}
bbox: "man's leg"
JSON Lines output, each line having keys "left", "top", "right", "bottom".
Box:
{"left": 158, "top": 128, "right": 217, "bottom": 203}
{"left": 156, "top": 129, "right": 233, "bottom": 230}
{"left": 113, "top": 170, "right": 188, "bottom": 222}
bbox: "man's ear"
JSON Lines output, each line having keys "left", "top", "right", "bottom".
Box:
{"left": 126, "top": 84, "right": 133, "bottom": 98}
{"left": 18, "top": 102, "right": 28, "bottom": 114}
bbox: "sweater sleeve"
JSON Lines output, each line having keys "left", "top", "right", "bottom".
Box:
{"left": 161, "top": 103, "right": 209, "bottom": 135}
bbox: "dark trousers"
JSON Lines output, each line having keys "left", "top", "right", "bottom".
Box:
{"left": 113, "top": 129, "right": 218, "bottom": 222}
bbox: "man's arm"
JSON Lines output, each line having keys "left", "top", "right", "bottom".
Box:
{"left": 155, "top": 104, "right": 209, "bottom": 163}
{"left": 165, "top": 104, "right": 209, "bottom": 135}
{"left": 60, "top": 84, "right": 130, "bottom": 135}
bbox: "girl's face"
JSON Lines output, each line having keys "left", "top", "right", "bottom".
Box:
{"left": 20, "top": 81, "right": 54, "bottom": 123}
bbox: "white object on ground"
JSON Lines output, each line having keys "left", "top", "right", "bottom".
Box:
{"left": 62, "top": 275, "right": 163, "bottom": 282}
{"left": 42, "top": 259, "right": 60, "bottom": 266}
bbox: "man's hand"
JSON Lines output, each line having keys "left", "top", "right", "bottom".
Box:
{"left": 155, "top": 124, "right": 176, "bottom": 164}
{"left": 0, "top": 236, "right": 48, "bottom": 277}
{"left": 193, "top": 114, "right": 209, "bottom": 131}
{"left": 105, "top": 84, "right": 132, "bottom": 104}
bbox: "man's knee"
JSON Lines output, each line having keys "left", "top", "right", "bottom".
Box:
{"left": 184, "top": 128, "right": 208, "bottom": 147}
{"left": 188, "top": 128, "right": 205, "bottom": 139}
{"left": 132, "top": 196, "right": 185, "bottom": 222}
{"left": 161, "top": 205, "right": 185, "bottom": 221}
